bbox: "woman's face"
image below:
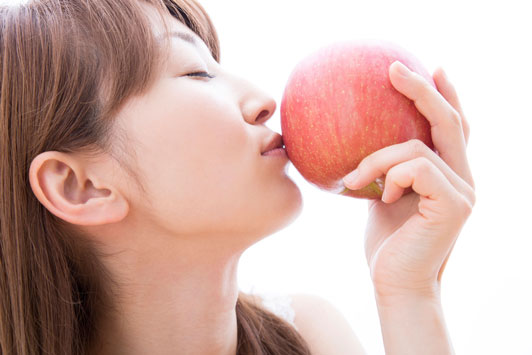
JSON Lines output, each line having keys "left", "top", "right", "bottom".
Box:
{"left": 112, "top": 6, "right": 302, "bottom": 245}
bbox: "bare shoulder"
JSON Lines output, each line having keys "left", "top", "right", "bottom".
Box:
{"left": 290, "top": 293, "right": 367, "bottom": 355}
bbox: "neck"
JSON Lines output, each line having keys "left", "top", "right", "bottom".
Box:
{"left": 89, "top": 237, "right": 243, "bottom": 355}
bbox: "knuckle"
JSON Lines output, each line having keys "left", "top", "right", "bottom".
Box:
{"left": 456, "top": 193, "right": 474, "bottom": 216}
{"left": 412, "top": 156, "right": 433, "bottom": 175}
{"left": 418, "top": 80, "right": 435, "bottom": 100}
{"left": 448, "top": 108, "right": 462, "bottom": 128}
{"left": 448, "top": 188, "right": 475, "bottom": 218}
{"left": 408, "top": 139, "right": 428, "bottom": 157}
{"left": 416, "top": 76, "right": 432, "bottom": 90}
{"left": 467, "top": 185, "right": 476, "bottom": 208}
{"left": 417, "top": 80, "right": 433, "bottom": 102}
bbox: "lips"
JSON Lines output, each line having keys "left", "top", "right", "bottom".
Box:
{"left": 261, "top": 134, "right": 284, "bottom": 155}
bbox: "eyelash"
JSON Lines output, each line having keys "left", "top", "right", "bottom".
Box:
{"left": 186, "top": 71, "right": 216, "bottom": 79}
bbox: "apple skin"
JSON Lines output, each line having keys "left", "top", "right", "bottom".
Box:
{"left": 280, "top": 40, "right": 435, "bottom": 199}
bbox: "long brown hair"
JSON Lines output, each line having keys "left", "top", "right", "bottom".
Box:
{"left": 0, "top": 0, "right": 311, "bottom": 354}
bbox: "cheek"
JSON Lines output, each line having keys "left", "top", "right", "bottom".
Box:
{"left": 132, "top": 83, "right": 251, "bottom": 175}
{"left": 131, "top": 91, "right": 259, "bottom": 232}
{"left": 176, "top": 116, "right": 253, "bottom": 189}
{"left": 168, "top": 97, "right": 253, "bottom": 180}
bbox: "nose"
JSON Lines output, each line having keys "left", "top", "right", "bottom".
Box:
{"left": 238, "top": 78, "right": 277, "bottom": 125}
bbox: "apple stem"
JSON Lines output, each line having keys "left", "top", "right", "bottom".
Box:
{"left": 340, "top": 177, "right": 385, "bottom": 199}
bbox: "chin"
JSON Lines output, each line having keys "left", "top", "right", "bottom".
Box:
{"left": 240, "top": 175, "right": 303, "bottom": 246}
{"left": 287, "top": 177, "right": 303, "bottom": 215}
{"left": 272, "top": 176, "right": 304, "bottom": 231}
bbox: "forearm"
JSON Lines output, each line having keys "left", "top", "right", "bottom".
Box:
{"left": 375, "top": 292, "right": 455, "bottom": 355}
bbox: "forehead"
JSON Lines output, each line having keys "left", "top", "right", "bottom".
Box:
{"left": 139, "top": 3, "right": 198, "bottom": 41}
{"left": 141, "top": 3, "right": 211, "bottom": 57}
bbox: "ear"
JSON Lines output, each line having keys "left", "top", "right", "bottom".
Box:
{"left": 28, "top": 151, "right": 129, "bottom": 226}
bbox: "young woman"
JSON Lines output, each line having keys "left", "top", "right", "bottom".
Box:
{"left": 0, "top": 0, "right": 475, "bottom": 354}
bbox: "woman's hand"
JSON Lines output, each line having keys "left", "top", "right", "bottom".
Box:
{"left": 343, "top": 61, "right": 475, "bottom": 299}
{"left": 343, "top": 61, "right": 474, "bottom": 354}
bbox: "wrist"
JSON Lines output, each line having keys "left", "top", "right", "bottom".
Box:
{"left": 375, "top": 289, "right": 454, "bottom": 355}
{"left": 374, "top": 282, "right": 442, "bottom": 307}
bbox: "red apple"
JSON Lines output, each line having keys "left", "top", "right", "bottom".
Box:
{"left": 280, "top": 40, "right": 435, "bottom": 199}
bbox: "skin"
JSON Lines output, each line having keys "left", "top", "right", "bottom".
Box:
{"left": 350, "top": 61, "right": 475, "bottom": 354}
{"left": 30, "top": 5, "right": 302, "bottom": 355}
{"left": 28, "top": 2, "right": 475, "bottom": 355}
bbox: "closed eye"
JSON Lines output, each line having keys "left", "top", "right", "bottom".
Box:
{"left": 186, "top": 71, "right": 216, "bottom": 79}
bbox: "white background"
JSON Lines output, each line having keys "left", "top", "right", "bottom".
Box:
{"left": 198, "top": 0, "right": 532, "bottom": 354}
{"left": 4, "top": 0, "right": 532, "bottom": 354}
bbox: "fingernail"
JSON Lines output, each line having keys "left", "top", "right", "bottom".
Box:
{"left": 343, "top": 169, "right": 360, "bottom": 187}
{"left": 393, "top": 61, "right": 411, "bottom": 77}
{"left": 381, "top": 188, "right": 389, "bottom": 203}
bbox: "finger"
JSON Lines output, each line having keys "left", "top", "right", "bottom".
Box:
{"left": 381, "top": 157, "right": 474, "bottom": 224}
{"left": 389, "top": 61, "right": 473, "bottom": 188}
{"left": 343, "top": 139, "right": 476, "bottom": 206}
{"left": 433, "top": 67, "right": 470, "bottom": 145}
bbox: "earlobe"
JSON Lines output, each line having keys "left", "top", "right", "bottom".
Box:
{"left": 29, "top": 151, "right": 129, "bottom": 226}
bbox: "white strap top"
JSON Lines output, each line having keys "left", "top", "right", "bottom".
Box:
{"left": 256, "top": 292, "right": 298, "bottom": 330}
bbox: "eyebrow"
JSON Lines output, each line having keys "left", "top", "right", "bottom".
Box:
{"left": 161, "top": 31, "right": 199, "bottom": 47}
